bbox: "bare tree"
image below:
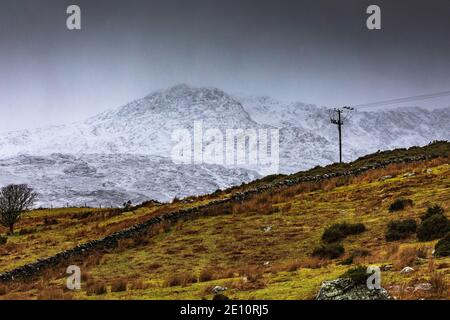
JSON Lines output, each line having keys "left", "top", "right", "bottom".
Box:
{"left": 0, "top": 184, "right": 37, "bottom": 235}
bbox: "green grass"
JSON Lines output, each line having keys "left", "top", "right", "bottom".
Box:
{"left": 1, "top": 148, "right": 449, "bottom": 300}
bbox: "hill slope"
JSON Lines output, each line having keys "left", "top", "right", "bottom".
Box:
{"left": 0, "top": 142, "right": 449, "bottom": 300}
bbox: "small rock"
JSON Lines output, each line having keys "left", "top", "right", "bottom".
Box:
{"left": 381, "top": 264, "right": 393, "bottom": 271}
{"left": 212, "top": 286, "right": 227, "bottom": 294}
{"left": 263, "top": 226, "right": 272, "bottom": 233}
{"left": 263, "top": 261, "right": 270, "bottom": 266}
{"left": 380, "top": 175, "right": 393, "bottom": 181}
{"left": 414, "top": 283, "right": 432, "bottom": 292}
{"left": 400, "top": 267, "right": 414, "bottom": 274}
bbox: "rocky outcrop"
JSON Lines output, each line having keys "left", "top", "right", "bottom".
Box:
{"left": 316, "top": 278, "right": 391, "bottom": 300}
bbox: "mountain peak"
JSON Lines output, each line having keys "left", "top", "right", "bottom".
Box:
{"left": 159, "top": 83, "right": 229, "bottom": 100}
{"left": 166, "top": 83, "right": 193, "bottom": 94}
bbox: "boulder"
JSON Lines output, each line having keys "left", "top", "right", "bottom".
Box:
{"left": 316, "top": 278, "right": 391, "bottom": 300}
{"left": 400, "top": 267, "right": 414, "bottom": 274}
{"left": 212, "top": 286, "right": 227, "bottom": 294}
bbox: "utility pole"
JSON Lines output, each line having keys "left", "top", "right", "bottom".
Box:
{"left": 330, "top": 107, "right": 354, "bottom": 163}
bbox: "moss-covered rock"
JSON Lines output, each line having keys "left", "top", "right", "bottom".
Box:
{"left": 316, "top": 278, "right": 391, "bottom": 300}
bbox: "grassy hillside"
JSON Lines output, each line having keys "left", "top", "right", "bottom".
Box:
{"left": 0, "top": 142, "right": 449, "bottom": 299}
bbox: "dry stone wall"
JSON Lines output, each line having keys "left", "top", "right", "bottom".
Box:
{"left": 0, "top": 154, "right": 433, "bottom": 282}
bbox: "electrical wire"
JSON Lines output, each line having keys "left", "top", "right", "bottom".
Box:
{"left": 351, "top": 90, "right": 450, "bottom": 109}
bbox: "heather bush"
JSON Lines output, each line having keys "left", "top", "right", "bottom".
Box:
{"left": 389, "top": 198, "right": 413, "bottom": 212}
{"left": 385, "top": 219, "right": 417, "bottom": 241}
{"left": 322, "top": 223, "right": 366, "bottom": 243}
{"left": 417, "top": 214, "right": 449, "bottom": 242}
{"left": 420, "top": 204, "right": 445, "bottom": 221}
{"left": 312, "top": 243, "right": 345, "bottom": 259}
{"left": 435, "top": 233, "right": 450, "bottom": 257}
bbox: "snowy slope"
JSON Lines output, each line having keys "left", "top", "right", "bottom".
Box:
{"left": 0, "top": 84, "right": 449, "bottom": 206}
{"left": 238, "top": 95, "right": 450, "bottom": 172}
{"left": 0, "top": 153, "right": 259, "bottom": 207}
{"left": 0, "top": 84, "right": 258, "bottom": 157}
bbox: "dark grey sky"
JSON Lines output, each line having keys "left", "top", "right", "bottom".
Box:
{"left": 1, "top": 0, "right": 450, "bottom": 132}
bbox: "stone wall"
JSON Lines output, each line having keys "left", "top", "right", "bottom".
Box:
{"left": 0, "top": 154, "right": 434, "bottom": 282}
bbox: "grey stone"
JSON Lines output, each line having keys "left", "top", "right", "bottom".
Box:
{"left": 316, "top": 278, "right": 391, "bottom": 300}
{"left": 212, "top": 286, "right": 227, "bottom": 294}
{"left": 400, "top": 267, "right": 414, "bottom": 274}
{"left": 414, "top": 283, "right": 432, "bottom": 292}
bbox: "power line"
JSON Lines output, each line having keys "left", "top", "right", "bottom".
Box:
{"left": 328, "top": 89, "right": 450, "bottom": 164}
{"left": 352, "top": 90, "right": 450, "bottom": 109}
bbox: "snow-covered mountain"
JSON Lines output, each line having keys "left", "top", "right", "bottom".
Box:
{"left": 0, "top": 84, "right": 449, "bottom": 206}
{"left": 0, "top": 153, "right": 259, "bottom": 207}
{"left": 0, "top": 84, "right": 258, "bottom": 157}
{"left": 237, "top": 95, "right": 450, "bottom": 172}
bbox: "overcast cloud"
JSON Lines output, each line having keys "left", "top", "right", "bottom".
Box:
{"left": 1, "top": 0, "right": 450, "bottom": 132}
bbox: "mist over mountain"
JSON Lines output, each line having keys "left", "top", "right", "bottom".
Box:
{"left": 0, "top": 84, "right": 448, "bottom": 206}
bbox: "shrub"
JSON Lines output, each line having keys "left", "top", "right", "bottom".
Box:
{"left": 110, "top": 280, "right": 127, "bottom": 292}
{"left": 43, "top": 217, "right": 58, "bottom": 226}
{"left": 340, "top": 256, "right": 354, "bottom": 265}
{"left": 420, "top": 205, "right": 445, "bottom": 221}
{"left": 86, "top": 282, "right": 107, "bottom": 296}
{"left": 385, "top": 219, "right": 417, "bottom": 241}
{"left": 0, "top": 285, "right": 6, "bottom": 295}
{"left": 165, "top": 273, "right": 197, "bottom": 287}
{"left": 352, "top": 249, "right": 370, "bottom": 257}
{"left": 340, "top": 266, "right": 368, "bottom": 284}
{"left": 340, "top": 249, "right": 370, "bottom": 265}
{"left": 199, "top": 269, "right": 214, "bottom": 282}
{"left": 284, "top": 260, "right": 302, "bottom": 272}
{"left": 37, "top": 288, "right": 72, "bottom": 300}
{"left": 130, "top": 280, "right": 149, "bottom": 290}
{"left": 389, "top": 198, "right": 413, "bottom": 212}
{"left": 0, "top": 235, "right": 7, "bottom": 245}
{"left": 392, "top": 246, "right": 420, "bottom": 269}
{"left": 321, "top": 223, "right": 366, "bottom": 243}
{"left": 430, "top": 271, "right": 447, "bottom": 296}
{"left": 417, "top": 214, "right": 449, "bottom": 242}
{"left": 416, "top": 245, "right": 428, "bottom": 259}
{"left": 312, "top": 243, "right": 345, "bottom": 259}
{"left": 435, "top": 233, "right": 450, "bottom": 257}
{"left": 18, "top": 227, "right": 37, "bottom": 236}
{"left": 238, "top": 266, "right": 263, "bottom": 282}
